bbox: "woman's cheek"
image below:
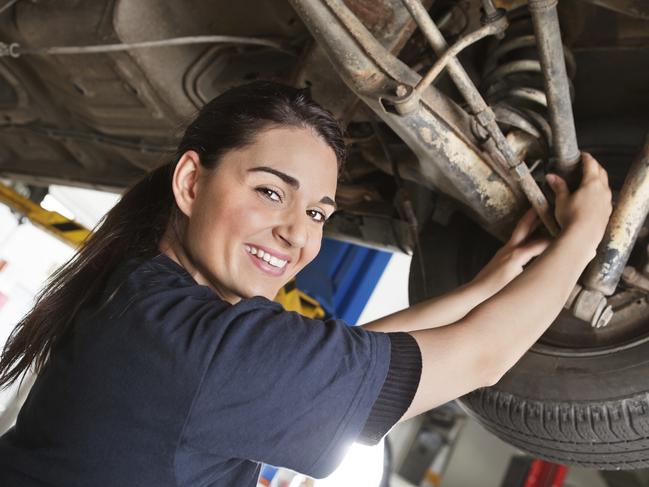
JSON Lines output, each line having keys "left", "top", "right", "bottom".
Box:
{"left": 300, "top": 237, "right": 322, "bottom": 269}
{"left": 223, "top": 202, "right": 267, "bottom": 236}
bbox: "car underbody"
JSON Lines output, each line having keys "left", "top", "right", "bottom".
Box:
{"left": 1, "top": 0, "right": 649, "bottom": 469}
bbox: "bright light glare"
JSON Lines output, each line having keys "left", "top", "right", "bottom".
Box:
{"left": 315, "top": 440, "right": 384, "bottom": 487}
{"left": 41, "top": 194, "right": 75, "bottom": 220}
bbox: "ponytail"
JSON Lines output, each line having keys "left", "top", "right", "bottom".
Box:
{"left": 0, "top": 163, "right": 176, "bottom": 388}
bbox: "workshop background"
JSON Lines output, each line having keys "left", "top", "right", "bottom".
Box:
{"left": 0, "top": 182, "right": 641, "bottom": 487}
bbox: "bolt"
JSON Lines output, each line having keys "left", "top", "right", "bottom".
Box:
{"left": 395, "top": 84, "right": 408, "bottom": 98}
{"left": 470, "top": 117, "right": 489, "bottom": 142}
{"left": 481, "top": 0, "right": 498, "bottom": 17}
{"left": 593, "top": 305, "right": 614, "bottom": 328}
{"left": 572, "top": 288, "right": 609, "bottom": 327}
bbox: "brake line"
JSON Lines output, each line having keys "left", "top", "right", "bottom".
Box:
{"left": 0, "top": 35, "right": 297, "bottom": 59}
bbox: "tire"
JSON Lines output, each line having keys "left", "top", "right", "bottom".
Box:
{"left": 409, "top": 214, "right": 649, "bottom": 469}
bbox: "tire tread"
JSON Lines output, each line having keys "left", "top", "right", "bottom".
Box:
{"left": 461, "top": 388, "right": 649, "bottom": 469}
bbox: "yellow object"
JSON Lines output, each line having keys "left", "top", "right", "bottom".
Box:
{"left": 0, "top": 181, "right": 91, "bottom": 248}
{"left": 275, "top": 280, "right": 325, "bottom": 319}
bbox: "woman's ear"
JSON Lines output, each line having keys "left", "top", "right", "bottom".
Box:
{"left": 172, "top": 150, "right": 202, "bottom": 218}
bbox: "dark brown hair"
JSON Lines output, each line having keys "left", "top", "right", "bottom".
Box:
{"left": 0, "top": 81, "right": 346, "bottom": 388}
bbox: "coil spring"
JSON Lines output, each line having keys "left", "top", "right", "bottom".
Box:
{"left": 481, "top": 7, "right": 576, "bottom": 153}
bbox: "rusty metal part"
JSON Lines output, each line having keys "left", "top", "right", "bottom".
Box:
{"left": 398, "top": 0, "right": 559, "bottom": 235}
{"left": 622, "top": 266, "right": 649, "bottom": 293}
{"left": 335, "top": 184, "right": 384, "bottom": 205}
{"left": 289, "top": 0, "right": 528, "bottom": 239}
{"left": 506, "top": 130, "right": 544, "bottom": 161}
{"left": 481, "top": 18, "right": 576, "bottom": 155}
{"left": 564, "top": 284, "right": 614, "bottom": 328}
{"left": 408, "top": 14, "right": 508, "bottom": 105}
{"left": 482, "top": 0, "right": 506, "bottom": 38}
{"left": 528, "top": 0, "right": 581, "bottom": 179}
{"left": 582, "top": 132, "right": 649, "bottom": 296}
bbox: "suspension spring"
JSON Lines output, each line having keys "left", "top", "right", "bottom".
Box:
{"left": 480, "top": 7, "right": 576, "bottom": 156}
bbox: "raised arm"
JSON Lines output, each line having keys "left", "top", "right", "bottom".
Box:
{"left": 362, "top": 208, "right": 550, "bottom": 334}
{"left": 397, "top": 153, "right": 612, "bottom": 422}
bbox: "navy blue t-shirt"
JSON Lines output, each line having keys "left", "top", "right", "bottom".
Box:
{"left": 0, "top": 253, "right": 421, "bottom": 486}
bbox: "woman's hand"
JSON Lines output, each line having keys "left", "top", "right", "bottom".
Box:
{"left": 471, "top": 208, "right": 551, "bottom": 298}
{"left": 545, "top": 152, "right": 612, "bottom": 251}
{"left": 470, "top": 152, "right": 612, "bottom": 299}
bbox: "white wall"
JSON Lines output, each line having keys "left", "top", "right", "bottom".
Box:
{"left": 0, "top": 187, "right": 119, "bottom": 433}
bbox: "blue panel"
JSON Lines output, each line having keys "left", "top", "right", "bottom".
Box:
{"left": 295, "top": 238, "right": 392, "bottom": 325}
{"left": 259, "top": 464, "right": 277, "bottom": 482}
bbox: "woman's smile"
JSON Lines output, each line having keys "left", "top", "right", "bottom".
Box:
{"left": 244, "top": 243, "right": 290, "bottom": 277}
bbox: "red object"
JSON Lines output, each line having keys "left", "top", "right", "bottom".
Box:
{"left": 523, "top": 459, "right": 568, "bottom": 487}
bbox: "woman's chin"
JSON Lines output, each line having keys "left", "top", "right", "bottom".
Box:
{"left": 240, "top": 286, "right": 278, "bottom": 301}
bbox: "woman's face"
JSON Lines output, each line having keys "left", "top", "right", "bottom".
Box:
{"left": 167, "top": 125, "right": 339, "bottom": 304}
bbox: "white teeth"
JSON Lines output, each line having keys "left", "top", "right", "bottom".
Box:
{"left": 269, "top": 257, "right": 287, "bottom": 268}
{"left": 245, "top": 245, "right": 288, "bottom": 269}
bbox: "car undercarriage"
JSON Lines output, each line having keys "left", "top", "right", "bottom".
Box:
{"left": 1, "top": 0, "right": 649, "bottom": 469}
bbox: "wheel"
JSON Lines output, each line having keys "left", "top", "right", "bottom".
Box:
{"left": 409, "top": 191, "right": 649, "bottom": 469}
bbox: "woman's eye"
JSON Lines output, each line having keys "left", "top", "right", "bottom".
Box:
{"left": 308, "top": 209, "right": 326, "bottom": 223}
{"left": 257, "top": 187, "right": 281, "bottom": 202}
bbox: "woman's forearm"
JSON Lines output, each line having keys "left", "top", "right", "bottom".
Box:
{"left": 467, "top": 227, "right": 594, "bottom": 377}
{"left": 361, "top": 280, "right": 491, "bottom": 333}
{"left": 400, "top": 226, "right": 596, "bottom": 421}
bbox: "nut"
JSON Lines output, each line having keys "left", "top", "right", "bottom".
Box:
{"left": 395, "top": 84, "right": 408, "bottom": 97}
{"left": 594, "top": 305, "right": 614, "bottom": 328}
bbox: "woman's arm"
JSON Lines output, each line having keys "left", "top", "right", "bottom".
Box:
{"left": 397, "top": 153, "right": 612, "bottom": 422}
{"left": 361, "top": 282, "right": 489, "bottom": 333}
{"left": 362, "top": 208, "right": 550, "bottom": 334}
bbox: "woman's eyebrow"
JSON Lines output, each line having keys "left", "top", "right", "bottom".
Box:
{"left": 320, "top": 196, "right": 337, "bottom": 210}
{"left": 248, "top": 166, "right": 299, "bottom": 188}
{"left": 248, "top": 166, "right": 337, "bottom": 209}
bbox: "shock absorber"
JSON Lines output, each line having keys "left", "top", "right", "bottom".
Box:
{"left": 480, "top": 7, "right": 576, "bottom": 158}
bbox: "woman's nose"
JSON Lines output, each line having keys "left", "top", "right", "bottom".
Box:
{"left": 275, "top": 211, "right": 308, "bottom": 249}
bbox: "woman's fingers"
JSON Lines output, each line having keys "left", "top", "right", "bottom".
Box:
{"left": 582, "top": 152, "right": 610, "bottom": 187}
{"left": 581, "top": 152, "right": 602, "bottom": 181}
{"left": 509, "top": 208, "right": 539, "bottom": 246}
{"left": 545, "top": 173, "right": 569, "bottom": 198}
{"left": 599, "top": 164, "right": 610, "bottom": 187}
{"left": 514, "top": 238, "right": 551, "bottom": 265}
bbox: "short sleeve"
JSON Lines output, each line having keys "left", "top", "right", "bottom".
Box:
{"left": 358, "top": 332, "right": 422, "bottom": 445}
{"left": 178, "top": 297, "right": 400, "bottom": 478}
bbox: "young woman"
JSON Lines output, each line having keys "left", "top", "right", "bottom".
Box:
{"left": 0, "top": 81, "right": 611, "bottom": 486}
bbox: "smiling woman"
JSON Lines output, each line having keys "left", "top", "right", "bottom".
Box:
{"left": 0, "top": 81, "right": 423, "bottom": 487}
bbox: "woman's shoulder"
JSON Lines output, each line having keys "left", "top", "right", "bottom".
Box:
{"left": 104, "top": 253, "right": 282, "bottom": 315}
{"left": 111, "top": 253, "right": 213, "bottom": 298}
